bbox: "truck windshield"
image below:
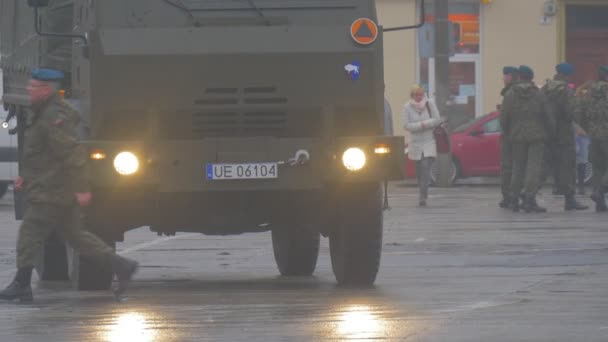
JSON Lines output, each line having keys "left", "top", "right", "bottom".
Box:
{"left": 159, "top": 0, "right": 353, "bottom": 11}
{"left": 161, "top": 0, "right": 195, "bottom": 19}
{"left": 106, "top": 0, "right": 361, "bottom": 28}
{"left": 162, "top": 0, "right": 266, "bottom": 18}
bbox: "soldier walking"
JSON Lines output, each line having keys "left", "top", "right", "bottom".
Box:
{"left": 501, "top": 66, "right": 554, "bottom": 213}
{"left": 499, "top": 66, "right": 519, "bottom": 209}
{"left": 0, "top": 69, "right": 138, "bottom": 302}
{"left": 577, "top": 65, "right": 608, "bottom": 212}
{"left": 540, "top": 63, "right": 588, "bottom": 211}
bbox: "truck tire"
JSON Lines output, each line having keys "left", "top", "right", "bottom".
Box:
{"left": 272, "top": 225, "right": 320, "bottom": 276}
{"left": 34, "top": 233, "right": 69, "bottom": 281}
{"left": 330, "top": 183, "right": 383, "bottom": 287}
{"left": 67, "top": 241, "right": 115, "bottom": 291}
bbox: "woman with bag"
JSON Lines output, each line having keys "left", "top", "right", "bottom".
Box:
{"left": 402, "top": 85, "right": 443, "bottom": 207}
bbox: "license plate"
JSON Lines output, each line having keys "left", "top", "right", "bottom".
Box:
{"left": 207, "top": 163, "right": 278, "bottom": 180}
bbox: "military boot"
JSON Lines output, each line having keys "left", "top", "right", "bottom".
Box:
{"left": 511, "top": 195, "right": 520, "bottom": 212}
{"left": 565, "top": 193, "right": 589, "bottom": 211}
{"left": 0, "top": 267, "right": 33, "bottom": 303}
{"left": 111, "top": 255, "right": 139, "bottom": 298}
{"left": 523, "top": 195, "right": 547, "bottom": 213}
{"left": 591, "top": 191, "right": 608, "bottom": 213}
{"left": 499, "top": 195, "right": 511, "bottom": 209}
{"left": 0, "top": 281, "right": 33, "bottom": 303}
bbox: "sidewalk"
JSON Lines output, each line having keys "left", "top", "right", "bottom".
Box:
{"left": 398, "top": 176, "right": 501, "bottom": 187}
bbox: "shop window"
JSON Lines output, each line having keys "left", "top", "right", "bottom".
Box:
{"left": 420, "top": 1, "right": 480, "bottom": 56}
{"left": 418, "top": 0, "right": 481, "bottom": 93}
{"left": 418, "top": 0, "right": 481, "bottom": 120}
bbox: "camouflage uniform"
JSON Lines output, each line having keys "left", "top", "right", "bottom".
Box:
{"left": 576, "top": 80, "right": 608, "bottom": 210}
{"left": 17, "top": 95, "right": 114, "bottom": 269}
{"left": 499, "top": 83, "right": 515, "bottom": 203}
{"left": 501, "top": 81, "right": 553, "bottom": 210}
{"left": 540, "top": 78, "right": 587, "bottom": 210}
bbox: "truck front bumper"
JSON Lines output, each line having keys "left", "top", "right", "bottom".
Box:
{"left": 83, "top": 136, "right": 405, "bottom": 192}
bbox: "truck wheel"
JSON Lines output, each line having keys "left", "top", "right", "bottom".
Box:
{"left": 272, "top": 225, "right": 320, "bottom": 276}
{"left": 330, "top": 183, "right": 383, "bottom": 287}
{"left": 34, "top": 233, "right": 69, "bottom": 281}
{"left": 67, "top": 241, "right": 115, "bottom": 291}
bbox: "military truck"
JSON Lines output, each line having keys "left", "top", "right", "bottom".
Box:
{"left": 1, "top": 0, "right": 414, "bottom": 290}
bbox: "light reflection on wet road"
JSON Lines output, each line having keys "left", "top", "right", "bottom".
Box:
{"left": 5, "top": 280, "right": 426, "bottom": 341}
{"left": 1, "top": 186, "right": 608, "bottom": 341}
{"left": 105, "top": 312, "right": 156, "bottom": 342}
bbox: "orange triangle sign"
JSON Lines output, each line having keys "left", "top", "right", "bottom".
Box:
{"left": 350, "top": 18, "right": 378, "bottom": 45}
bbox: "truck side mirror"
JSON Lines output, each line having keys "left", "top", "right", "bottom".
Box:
{"left": 27, "top": 0, "right": 50, "bottom": 7}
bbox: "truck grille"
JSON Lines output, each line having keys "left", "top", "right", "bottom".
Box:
{"left": 163, "top": 86, "right": 321, "bottom": 139}
{"left": 192, "top": 110, "right": 288, "bottom": 136}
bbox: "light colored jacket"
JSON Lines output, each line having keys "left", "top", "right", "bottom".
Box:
{"left": 402, "top": 99, "right": 441, "bottom": 160}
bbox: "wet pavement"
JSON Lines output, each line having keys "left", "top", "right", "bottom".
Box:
{"left": 0, "top": 185, "right": 607, "bottom": 341}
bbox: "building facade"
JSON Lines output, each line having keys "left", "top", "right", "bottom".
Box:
{"left": 377, "top": 0, "right": 608, "bottom": 138}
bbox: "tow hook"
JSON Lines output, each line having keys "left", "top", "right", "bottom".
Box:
{"left": 278, "top": 149, "right": 311, "bottom": 166}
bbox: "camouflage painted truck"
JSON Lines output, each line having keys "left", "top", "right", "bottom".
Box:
{"left": 1, "top": 0, "right": 416, "bottom": 290}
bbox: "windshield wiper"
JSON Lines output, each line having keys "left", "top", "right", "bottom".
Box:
{"left": 245, "top": 0, "right": 273, "bottom": 25}
{"left": 161, "top": 0, "right": 195, "bottom": 19}
{"left": 245, "top": 0, "right": 266, "bottom": 19}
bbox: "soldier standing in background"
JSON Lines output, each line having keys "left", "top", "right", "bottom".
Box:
{"left": 499, "top": 66, "right": 519, "bottom": 209}
{"left": 577, "top": 65, "right": 608, "bottom": 212}
{"left": 540, "top": 63, "right": 588, "bottom": 211}
{"left": 501, "top": 65, "right": 554, "bottom": 213}
{"left": 0, "top": 69, "right": 138, "bottom": 302}
{"left": 574, "top": 82, "right": 594, "bottom": 195}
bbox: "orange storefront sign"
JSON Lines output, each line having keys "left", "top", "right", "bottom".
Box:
{"left": 350, "top": 18, "right": 378, "bottom": 45}
{"left": 425, "top": 14, "right": 479, "bottom": 46}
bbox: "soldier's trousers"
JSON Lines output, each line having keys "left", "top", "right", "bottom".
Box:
{"left": 17, "top": 202, "right": 115, "bottom": 268}
{"left": 539, "top": 144, "right": 560, "bottom": 192}
{"left": 511, "top": 142, "right": 545, "bottom": 197}
{"left": 500, "top": 138, "right": 513, "bottom": 198}
{"left": 590, "top": 139, "right": 608, "bottom": 193}
{"left": 546, "top": 143, "right": 577, "bottom": 195}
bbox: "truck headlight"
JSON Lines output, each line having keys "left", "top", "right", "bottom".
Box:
{"left": 342, "top": 148, "right": 366, "bottom": 171}
{"left": 113, "top": 152, "right": 139, "bottom": 175}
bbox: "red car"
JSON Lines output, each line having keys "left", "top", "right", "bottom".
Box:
{"left": 405, "top": 111, "right": 593, "bottom": 184}
{"left": 406, "top": 111, "right": 502, "bottom": 184}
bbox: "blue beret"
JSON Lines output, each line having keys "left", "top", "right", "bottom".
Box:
{"left": 31, "top": 68, "right": 65, "bottom": 82}
{"left": 503, "top": 66, "right": 518, "bottom": 75}
{"left": 556, "top": 63, "right": 574, "bottom": 76}
{"left": 518, "top": 65, "right": 534, "bottom": 78}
